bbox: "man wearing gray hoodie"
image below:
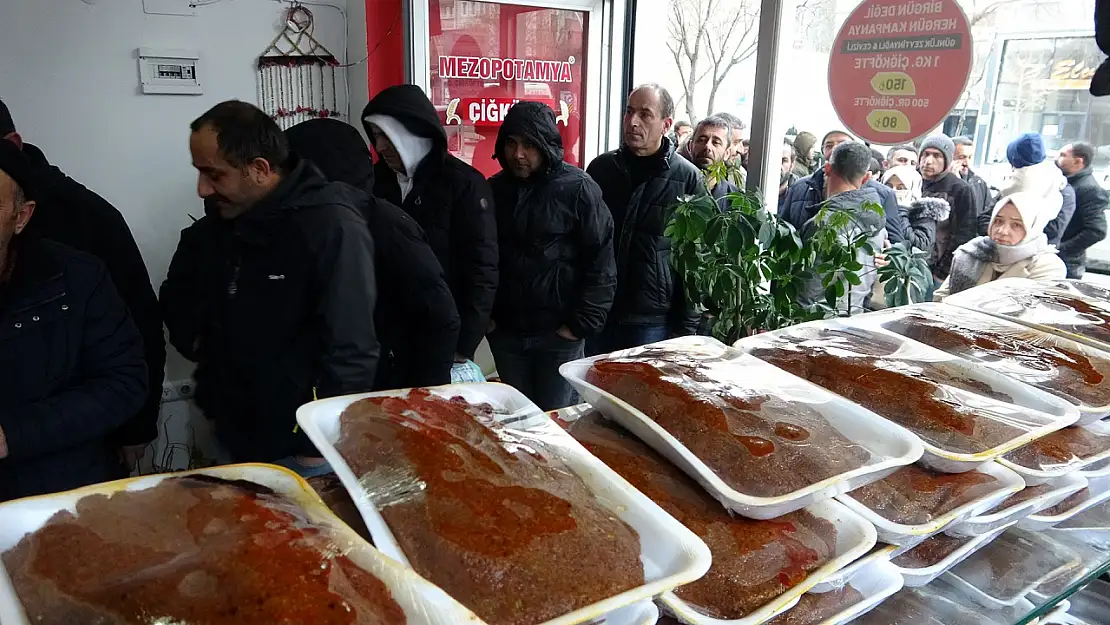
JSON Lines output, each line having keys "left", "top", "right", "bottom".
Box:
{"left": 799, "top": 142, "right": 887, "bottom": 315}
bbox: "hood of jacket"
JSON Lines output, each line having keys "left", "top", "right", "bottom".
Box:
{"left": 908, "top": 196, "right": 951, "bottom": 222}
{"left": 494, "top": 101, "right": 564, "bottom": 177}
{"left": 284, "top": 118, "right": 374, "bottom": 191}
{"left": 824, "top": 186, "right": 885, "bottom": 231}
{"left": 227, "top": 156, "right": 359, "bottom": 238}
{"left": 361, "top": 85, "right": 447, "bottom": 152}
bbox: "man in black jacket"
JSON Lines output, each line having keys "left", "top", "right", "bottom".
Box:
{"left": 1057, "top": 142, "right": 1110, "bottom": 278}
{"left": 361, "top": 86, "right": 498, "bottom": 378}
{"left": 951, "top": 136, "right": 999, "bottom": 235}
{"left": 487, "top": 102, "right": 616, "bottom": 410}
{"left": 284, "top": 118, "right": 460, "bottom": 390}
{"left": 918, "top": 134, "right": 977, "bottom": 287}
{"left": 0, "top": 141, "right": 147, "bottom": 501}
{"left": 781, "top": 130, "right": 910, "bottom": 246}
{"left": 160, "top": 101, "right": 379, "bottom": 476}
{"left": 1, "top": 99, "right": 163, "bottom": 473}
{"left": 586, "top": 84, "right": 703, "bottom": 353}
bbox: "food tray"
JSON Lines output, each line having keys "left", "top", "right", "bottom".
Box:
{"left": 0, "top": 464, "right": 486, "bottom": 625}
{"left": 1078, "top": 455, "right": 1110, "bottom": 479}
{"left": 944, "top": 277, "right": 1110, "bottom": 354}
{"left": 1045, "top": 279, "right": 1110, "bottom": 304}
{"left": 853, "top": 303, "right": 1110, "bottom": 423}
{"left": 783, "top": 559, "right": 903, "bottom": 625}
{"left": 891, "top": 525, "right": 1010, "bottom": 587}
{"left": 657, "top": 497, "right": 877, "bottom": 625}
{"left": 836, "top": 461, "right": 1024, "bottom": 546}
{"left": 558, "top": 336, "right": 924, "bottom": 519}
{"left": 947, "top": 472, "right": 1089, "bottom": 537}
{"left": 998, "top": 420, "right": 1110, "bottom": 478}
{"left": 296, "top": 383, "right": 713, "bottom": 625}
{"left": 735, "top": 319, "right": 1081, "bottom": 473}
{"left": 810, "top": 545, "right": 897, "bottom": 593}
{"left": 601, "top": 601, "right": 659, "bottom": 625}
{"left": 1019, "top": 475, "right": 1110, "bottom": 531}
{"left": 943, "top": 529, "right": 1083, "bottom": 609}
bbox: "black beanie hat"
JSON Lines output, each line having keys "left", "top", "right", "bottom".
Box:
{"left": 0, "top": 139, "right": 37, "bottom": 201}
{"left": 0, "top": 100, "right": 14, "bottom": 137}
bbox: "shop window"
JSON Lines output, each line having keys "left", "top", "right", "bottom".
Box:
{"left": 428, "top": 0, "right": 588, "bottom": 178}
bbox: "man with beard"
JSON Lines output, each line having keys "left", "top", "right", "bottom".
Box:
{"left": 0, "top": 99, "right": 163, "bottom": 474}
{"left": 685, "top": 115, "right": 740, "bottom": 208}
{"left": 486, "top": 102, "right": 615, "bottom": 410}
{"left": 160, "top": 101, "right": 379, "bottom": 476}
{"left": 0, "top": 140, "right": 146, "bottom": 501}
{"left": 586, "top": 84, "right": 704, "bottom": 352}
{"left": 918, "top": 134, "right": 977, "bottom": 289}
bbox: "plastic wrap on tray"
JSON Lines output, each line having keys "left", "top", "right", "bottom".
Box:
{"left": 944, "top": 277, "right": 1110, "bottom": 351}
{"left": 851, "top": 585, "right": 1003, "bottom": 625}
{"left": 1017, "top": 477, "right": 1110, "bottom": 532}
{"left": 0, "top": 465, "right": 484, "bottom": 625}
{"left": 559, "top": 337, "right": 923, "bottom": 518}
{"left": 945, "top": 529, "right": 1083, "bottom": 607}
{"left": 761, "top": 586, "right": 864, "bottom": 625}
{"left": 307, "top": 473, "right": 373, "bottom": 544}
{"left": 736, "top": 321, "right": 1078, "bottom": 471}
{"left": 765, "top": 559, "right": 902, "bottom": 625}
{"left": 328, "top": 388, "right": 646, "bottom": 625}
{"left": 560, "top": 410, "right": 840, "bottom": 621}
{"left": 893, "top": 525, "right": 1010, "bottom": 588}
{"left": 891, "top": 534, "right": 974, "bottom": 570}
{"left": 1001, "top": 421, "right": 1110, "bottom": 477}
{"left": 856, "top": 303, "right": 1110, "bottom": 421}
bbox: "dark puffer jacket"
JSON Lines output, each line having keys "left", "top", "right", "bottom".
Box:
{"left": 285, "top": 119, "right": 460, "bottom": 389}
{"left": 362, "top": 85, "right": 498, "bottom": 360}
{"left": 160, "top": 158, "right": 379, "bottom": 462}
{"left": 488, "top": 101, "right": 616, "bottom": 338}
{"left": 904, "top": 197, "right": 951, "bottom": 264}
{"left": 586, "top": 136, "right": 703, "bottom": 335}
{"left": 1, "top": 239, "right": 147, "bottom": 501}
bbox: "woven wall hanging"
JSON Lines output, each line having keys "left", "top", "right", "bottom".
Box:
{"left": 257, "top": 4, "right": 341, "bottom": 129}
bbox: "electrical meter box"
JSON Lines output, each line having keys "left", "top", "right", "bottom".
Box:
{"left": 137, "top": 48, "right": 202, "bottom": 95}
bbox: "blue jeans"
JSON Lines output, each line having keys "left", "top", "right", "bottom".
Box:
{"left": 586, "top": 323, "right": 669, "bottom": 356}
{"left": 488, "top": 330, "right": 585, "bottom": 411}
{"left": 272, "top": 455, "right": 334, "bottom": 479}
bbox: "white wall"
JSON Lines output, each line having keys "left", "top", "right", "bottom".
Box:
{"left": 0, "top": 0, "right": 349, "bottom": 380}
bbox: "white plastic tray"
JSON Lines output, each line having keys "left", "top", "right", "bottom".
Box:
{"left": 998, "top": 420, "right": 1110, "bottom": 479}
{"left": 836, "top": 461, "right": 1024, "bottom": 546}
{"left": 1078, "top": 456, "right": 1110, "bottom": 479}
{"left": 944, "top": 277, "right": 1110, "bottom": 354}
{"left": 296, "top": 383, "right": 713, "bottom": 625}
{"left": 657, "top": 497, "right": 877, "bottom": 625}
{"left": 947, "top": 472, "right": 1089, "bottom": 537}
{"left": 891, "top": 524, "right": 1011, "bottom": 587}
{"left": 809, "top": 545, "right": 897, "bottom": 593}
{"left": 735, "top": 319, "right": 1081, "bottom": 473}
{"left": 943, "top": 529, "right": 1083, "bottom": 609}
{"left": 786, "top": 559, "right": 904, "bottom": 625}
{"left": 0, "top": 464, "right": 486, "bottom": 625}
{"left": 558, "top": 336, "right": 924, "bottom": 519}
{"left": 601, "top": 601, "right": 659, "bottom": 625}
{"left": 855, "top": 303, "right": 1110, "bottom": 424}
{"left": 1019, "top": 475, "right": 1110, "bottom": 531}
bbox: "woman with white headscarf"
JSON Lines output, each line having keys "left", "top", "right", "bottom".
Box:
{"left": 933, "top": 191, "right": 1067, "bottom": 299}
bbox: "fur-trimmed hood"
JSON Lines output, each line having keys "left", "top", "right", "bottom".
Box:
{"left": 907, "top": 196, "right": 951, "bottom": 222}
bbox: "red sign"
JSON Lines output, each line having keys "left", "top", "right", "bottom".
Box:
{"left": 828, "top": 0, "right": 972, "bottom": 144}
{"left": 445, "top": 97, "right": 566, "bottom": 128}
{"left": 438, "top": 56, "right": 575, "bottom": 83}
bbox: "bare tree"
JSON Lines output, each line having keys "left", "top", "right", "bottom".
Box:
{"left": 666, "top": 0, "right": 759, "bottom": 121}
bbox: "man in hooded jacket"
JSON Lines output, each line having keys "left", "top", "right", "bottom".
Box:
{"left": 361, "top": 86, "right": 498, "bottom": 375}
{"left": 486, "top": 102, "right": 616, "bottom": 410}
{"left": 285, "top": 118, "right": 460, "bottom": 390}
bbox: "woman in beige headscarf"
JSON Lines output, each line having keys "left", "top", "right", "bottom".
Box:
{"left": 933, "top": 191, "right": 1066, "bottom": 299}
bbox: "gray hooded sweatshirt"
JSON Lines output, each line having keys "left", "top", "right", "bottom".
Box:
{"left": 799, "top": 186, "right": 887, "bottom": 315}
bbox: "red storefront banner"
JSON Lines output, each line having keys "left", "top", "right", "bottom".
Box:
{"left": 828, "top": 0, "right": 972, "bottom": 143}
{"left": 445, "top": 97, "right": 566, "bottom": 128}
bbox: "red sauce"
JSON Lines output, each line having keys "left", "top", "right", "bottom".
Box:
{"left": 3, "top": 476, "right": 405, "bottom": 625}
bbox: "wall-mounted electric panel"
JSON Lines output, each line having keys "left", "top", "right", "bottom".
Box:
{"left": 137, "top": 48, "right": 202, "bottom": 95}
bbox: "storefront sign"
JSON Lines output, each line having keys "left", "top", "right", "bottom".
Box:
{"left": 438, "top": 55, "right": 575, "bottom": 83}
{"left": 828, "top": 0, "right": 972, "bottom": 143}
{"left": 445, "top": 97, "right": 569, "bottom": 128}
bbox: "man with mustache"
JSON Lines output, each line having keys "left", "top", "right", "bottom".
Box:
{"left": 160, "top": 101, "right": 379, "bottom": 476}
{"left": 684, "top": 115, "right": 740, "bottom": 209}
{"left": 585, "top": 84, "right": 705, "bottom": 352}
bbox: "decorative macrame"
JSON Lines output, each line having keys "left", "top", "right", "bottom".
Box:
{"left": 257, "top": 5, "right": 341, "bottom": 129}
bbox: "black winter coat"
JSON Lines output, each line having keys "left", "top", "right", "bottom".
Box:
{"left": 1059, "top": 167, "right": 1110, "bottom": 269}
{"left": 362, "top": 85, "right": 498, "bottom": 360}
{"left": 21, "top": 143, "right": 164, "bottom": 448}
{"left": 284, "top": 119, "right": 460, "bottom": 389}
{"left": 0, "top": 239, "right": 147, "bottom": 501}
{"left": 160, "top": 159, "right": 379, "bottom": 462}
{"left": 1045, "top": 184, "right": 1077, "bottom": 246}
{"left": 780, "top": 169, "right": 910, "bottom": 246}
{"left": 586, "top": 137, "right": 702, "bottom": 334}
{"left": 965, "top": 170, "right": 998, "bottom": 236}
{"left": 904, "top": 197, "right": 951, "bottom": 264}
{"left": 922, "top": 172, "right": 977, "bottom": 280}
{"left": 488, "top": 101, "right": 616, "bottom": 338}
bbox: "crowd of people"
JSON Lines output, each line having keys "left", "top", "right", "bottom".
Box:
{"left": 1, "top": 81, "right": 1108, "bottom": 502}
